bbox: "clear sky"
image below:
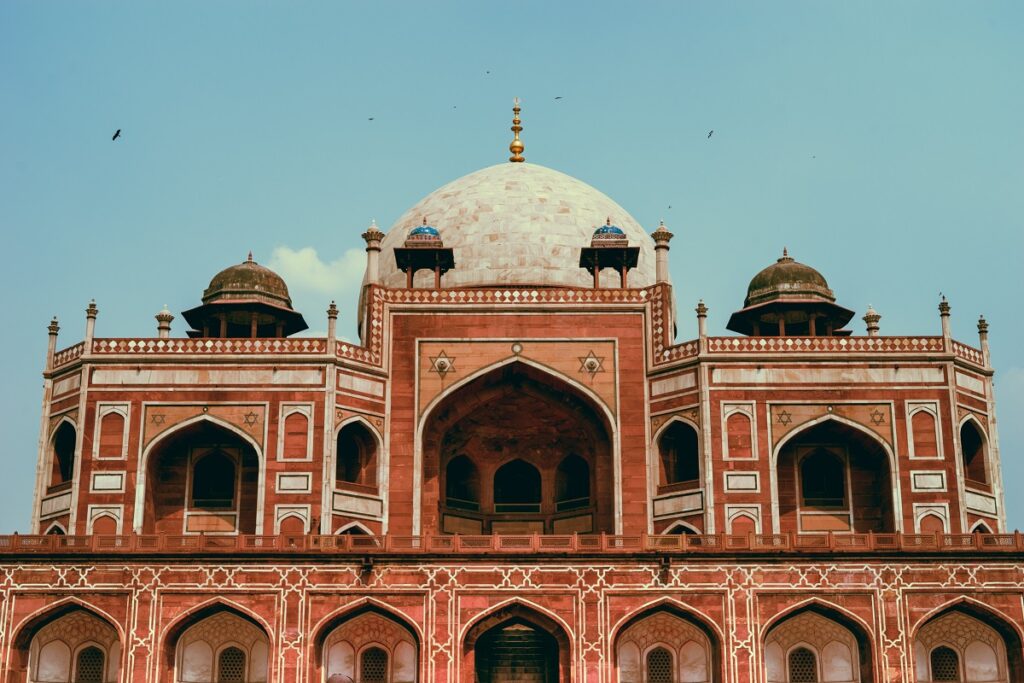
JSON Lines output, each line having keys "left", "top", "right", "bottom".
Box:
{"left": 1, "top": 1, "right": 1022, "bottom": 531}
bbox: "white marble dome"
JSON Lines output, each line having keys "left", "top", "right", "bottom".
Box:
{"left": 377, "top": 162, "right": 657, "bottom": 289}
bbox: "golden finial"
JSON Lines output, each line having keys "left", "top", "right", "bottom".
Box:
{"left": 509, "top": 97, "right": 525, "bottom": 163}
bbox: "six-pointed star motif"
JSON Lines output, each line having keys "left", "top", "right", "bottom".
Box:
{"left": 243, "top": 411, "right": 260, "bottom": 427}
{"left": 776, "top": 410, "right": 793, "bottom": 426}
{"left": 429, "top": 351, "right": 456, "bottom": 378}
{"left": 578, "top": 350, "right": 605, "bottom": 379}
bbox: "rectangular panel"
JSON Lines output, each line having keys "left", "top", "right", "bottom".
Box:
{"left": 712, "top": 367, "right": 944, "bottom": 385}
{"left": 653, "top": 490, "right": 703, "bottom": 517}
{"left": 955, "top": 370, "right": 986, "bottom": 395}
{"left": 442, "top": 514, "right": 483, "bottom": 535}
{"left": 53, "top": 373, "right": 81, "bottom": 396}
{"left": 910, "top": 471, "right": 947, "bottom": 492}
{"left": 185, "top": 513, "right": 237, "bottom": 533}
{"left": 724, "top": 472, "right": 759, "bottom": 492}
{"left": 965, "top": 489, "right": 998, "bottom": 515}
{"left": 650, "top": 372, "right": 696, "bottom": 397}
{"left": 338, "top": 373, "right": 385, "bottom": 397}
{"left": 491, "top": 520, "right": 545, "bottom": 535}
{"left": 91, "top": 472, "right": 125, "bottom": 492}
{"left": 800, "top": 513, "right": 851, "bottom": 532}
{"left": 552, "top": 514, "right": 593, "bottom": 534}
{"left": 277, "top": 473, "right": 312, "bottom": 493}
{"left": 40, "top": 492, "right": 73, "bottom": 517}
{"left": 92, "top": 367, "right": 323, "bottom": 386}
{"left": 333, "top": 490, "right": 384, "bottom": 518}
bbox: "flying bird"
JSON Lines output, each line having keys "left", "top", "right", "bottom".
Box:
{"left": 554, "top": 96, "right": 563, "bottom": 100}
{"left": 111, "top": 129, "right": 121, "bottom": 141}
{"left": 368, "top": 117, "right": 374, "bottom": 121}
{"left": 707, "top": 130, "right": 713, "bottom": 139}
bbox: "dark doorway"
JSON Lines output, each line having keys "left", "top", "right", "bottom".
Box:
{"left": 475, "top": 621, "right": 559, "bottom": 683}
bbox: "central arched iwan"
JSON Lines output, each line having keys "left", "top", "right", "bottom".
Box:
{"left": 422, "top": 361, "right": 613, "bottom": 536}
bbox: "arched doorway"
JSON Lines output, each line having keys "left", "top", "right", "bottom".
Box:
{"left": 615, "top": 606, "right": 719, "bottom": 683}
{"left": 142, "top": 420, "right": 261, "bottom": 535}
{"left": 10, "top": 605, "right": 122, "bottom": 683}
{"left": 166, "top": 606, "right": 270, "bottom": 683}
{"left": 463, "top": 603, "right": 571, "bottom": 683}
{"left": 776, "top": 420, "right": 895, "bottom": 533}
{"left": 763, "top": 605, "right": 872, "bottom": 683}
{"left": 914, "top": 605, "right": 1022, "bottom": 683}
{"left": 423, "top": 361, "right": 613, "bottom": 535}
{"left": 315, "top": 606, "right": 419, "bottom": 683}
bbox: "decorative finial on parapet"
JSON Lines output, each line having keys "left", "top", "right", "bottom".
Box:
{"left": 84, "top": 299, "right": 99, "bottom": 345}
{"left": 246, "top": 250, "right": 254, "bottom": 263}
{"left": 48, "top": 317, "right": 60, "bottom": 336}
{"left": 863, "top": 305, "right": 881, "bottom": 337}
{"left": 652, "top": 221, "right": 674, "bottom": 284}
{"left": 156, "top": 305, "right": 174, "bottom": 339}
{"left": 938, "top": 295, "right": 951, "bottom": 340}
{"left": 326, "top": 301, "right": 339, "bottom": 354}
{"left": 86, "top": 299, "right": 98, "bottom": 319}
{"left": 361, "top": 220, "right": 385, "bottom": 285}
{"left": 327, "top": 301, "right": 339, "bottom": 319}
{"left": 696, "top": 299, "right": 709, "bottom": 340}
{"left": 977, "top": 315, "right": 988, "bottom": 336}
{"left": 45, "top": 316, "right": 60, "bottom": 370}
{"left": 509, "top": 98, "right": 525, "bottom": 163}
{"left": 977, "top": 315, "right": 991, "bottom": 367}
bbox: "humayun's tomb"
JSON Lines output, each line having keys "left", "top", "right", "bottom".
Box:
{"left": 1, "top": 104, "right": 1020, "bottom": 683}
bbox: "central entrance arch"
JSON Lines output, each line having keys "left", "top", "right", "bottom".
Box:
{"left": 422, "top": 360, "right": 614, "bottom": 536}
{"left": 462, "top": 602, "right": 571, "bottom": 683}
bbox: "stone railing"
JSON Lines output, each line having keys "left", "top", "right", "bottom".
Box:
{"left": 52, "top": 342, "right": 85, "bottom": 369}
{"left": 705, "top": 335, "right": 947, "bottom": 354}
{"left": 90, "top": 337, "right": 328, "bottom": 355}
{"left": 952, "top": 340, "right": 985, "bottom": 366}
{"left": 1, "top": 531, "right": 1020, "bottom": 556}
{"left": 381, "top": 287, "right": 653, "bottom": 306}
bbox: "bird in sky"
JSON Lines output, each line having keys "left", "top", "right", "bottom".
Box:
{"left": 554, "top": 96, "right": 563, "bottom": 100}
{"left": 111, "top": 129, "right": 121, "bottom": 141}
{"left": 368, "top": 117, "right": 374, "bottom": 121}
{"left": 707, "top": 130, "right": 713, "bottom": 138}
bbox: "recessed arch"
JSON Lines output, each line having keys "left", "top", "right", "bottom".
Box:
{"left": 771, "top": 415, "right": 900, "bottom": 534}
{"left": 160, "top": 599, "right": 273, "bottom": 683}
{"left": 613, "top": 601, "right": 721, "bottom": 683}
{"left": 970, "top": 520, "right": 995, "bottom": 534}
{"left": 133, "top": 415, "right": 264, "bottom": 534}
{"left": 335, "top": 416, "right": 383, "bottom": 490}
{"left": 910, "top": 597, "right": 1024, "bottom": 646}
{"left": 47, "top": 418, "right": 78, "bottom": 489}
{"left": 460, "top": 598, "right": 573, "bottom": 683}
{"left": 958, "top": 416, "right": 990, "bottom": 486}
{"left": 912, "top": 599, "right": 1022, "bottom": 683}
{"left": 662, "top": 520, "right": 701, "bottom": 535}
{"left": 10, "top": 599, "right": 125, "bottom": 682}
{"left": 44, "top": 521, "right": 67, "bottom": 535}
{"left": 311, "top": 599, "right": 423, "bottom": 670}
{"left": 421, "top": 358, "right": 616, "bottom": 536}
{"left": 335, "top": 520, "right": 375, "bottom": 535}
{"left": 761, "top": 600, "right": 874, "bottom": 683}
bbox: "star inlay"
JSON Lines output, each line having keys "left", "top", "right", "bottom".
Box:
{"left": 149, "top": 413, "right": 165, "bottom": 425}
{"left": 243, "top": 411, "right": 260, "bottom": 427}
{"left": 870, "top": 409, "right": 886, "bottom": 426}
{"left": 578, "top": 351, "right": 605, "bottom": 379}
{"left": 776, "top": 410, "right": 793, "bottom": 426}
{"left": 429, "top": 351, "right": 455, "bottom": 378}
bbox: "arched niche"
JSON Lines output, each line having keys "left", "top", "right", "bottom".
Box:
{"left": 775, "top": 420, "right": 896, "bottom": 534}
{"left": 49, "top": 421, "right": 77, "bottom": 490}
{"left": 423, "top": 361, "right": 613, "bottom": 535}
{"left": 657, "top": 420, "right": 701, "bottom": 493}
{"left": 12, "top": 605, "right": 122, "bottom": 683}
{"left": 166, "top": 606, "right": 270, "bottom": 683}
{"left": 763, "top": 605, "right": 871, "bottom": 683}
{"left": 313, "top": 605, "right": 419, "bottom": 683}
{"left": 462, "top": 602, "right": 571, "bottom": 683}
{"left": 615, "top": 606, "right": 720, "bottom": 683}
{"left": 336, "top": 420, "right": 379, "bottom": 491}
{"left": 141, "top": 420, "right": 261, "bottom": 535}
{"left": 914, "top": 604, "right": 1022, "bottom": 683}
{"left": 960, "top": 419, "right": 989, "bottom": 487}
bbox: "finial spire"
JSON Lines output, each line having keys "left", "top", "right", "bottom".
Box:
{"left": 247, "top": 250, "right": 254, "bottom": 263}
{"left": 509, "top": 97, "right": 525, "bottom": 163}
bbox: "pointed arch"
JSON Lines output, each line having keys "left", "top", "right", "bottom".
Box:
{"left": 609, "top": 596, "right": 725, "bottom": 646}
{"left": 770, "top": 414, "right": 901, "bottom": 534}
{"left": 612, "top": 599, "right": 723, "bottom": 683}
{"left": 133, "top": 414, "right": 265, "bottom": 534}
{"left": 970, "top": 520, "right": 995, "bottom": 534}
{"left": 10, "top": 599, "right": 125, "bottom": 681}
{"left": 662, "top": 520, "right": 701, "bottom": 535}
{"left": 335, "top": 415, "right": 383, "bottom": 489}
{"left": 311, "top": 599, "right": 422, "bottom": 674}
{"left": 761, "top": 599, "right": 874, "bottom": 683}
{"left": 44, "top": 521, "right": 67, "bottom": 535}
{"left": 912, "top": 598, "right": 1023, "bottom": 683}
{"left": 460, "top": 598, "right": 573, "bottom": 683}
{"left": 48, "top": 418, "right": 78, "bottom": 488}
{"left": 160, "top": 598, "right": 273, "bottom": 682}
{"left": 335, "top": 520, "right": 375, "bottom": 535}
{"left": 958, "top": 415, "right": 990, "bottom": 486}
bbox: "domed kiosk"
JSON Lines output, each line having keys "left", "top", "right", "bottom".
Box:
{"left": 726, "top": 249, "right": 854, "bottom": 336}
{"left": 182, "top": 253, "right": 308, "bottom": 338}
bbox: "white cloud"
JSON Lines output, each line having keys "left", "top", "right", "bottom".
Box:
{"left": 269, "top": 246, "right": 365, "bottom": 296}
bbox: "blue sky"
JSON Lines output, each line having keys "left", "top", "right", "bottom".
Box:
{"left": 1, "top": 1, "right": 1021, "bottom": 531}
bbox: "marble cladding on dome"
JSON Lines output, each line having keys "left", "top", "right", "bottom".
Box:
{"left": 376, "top": 163, "right": 657, "bottom": 289}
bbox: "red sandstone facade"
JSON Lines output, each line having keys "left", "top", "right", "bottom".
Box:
{"left": 2, "top": 148, "right": 1021, "bottom": 683}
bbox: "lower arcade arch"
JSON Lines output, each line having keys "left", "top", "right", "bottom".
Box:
{"left": 913, "top": 603, "right": 1022, "bottom": 683}
{"left": 11, "top": 604, "right": 122, "bottom": 683}
{"left": 763, "top": 604, "right": 873, "bottom": 683}
{"left": 614, "top": 605, "right": 721, "bottom": 683}
{"left": 462, "top": 602, "right": 572, "bottom": 683}
{"left": 163, "top": 604, "right": 270, "bottom": 683}
{"left": 313, "top": 605, "right": 420, "bottom": 683}
{"left": 423, "top": 361, "right": 614, "bottom": 536}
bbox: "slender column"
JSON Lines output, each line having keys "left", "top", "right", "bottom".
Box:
{"left": 218, "top": 314, "right": 228, "bottom": 338}
{"left": 696, "top": 300, "right": 708, "bottom": 353}
{"left": 977, "top": 315, "right": 990, "bottom": 367}
{"left": 84, "top": 300, "right": 98, "bottom": 347}
{"left": 250, "top": 312, "right": 258, "bottom": 338}
{"left": 406, "top": 268, "right": 414, "bottom": 289}
{"left": 434, "top": 265, "right": 441, "bottom": 289}
{"left": 326, "top": 301, "right": 338, "bottom": 355}
{"left": 863, "top": 305, "right": 881, "bottom": 337}
{"left": 361, "top": 220, "right": 384, "bottom": 284}
{"left": 620, "top": 265, "right": 628, "bottom": 288}
{"left": 808, "top": 314, "right": 817, "bottom": 336}
{"left": 45, "top": 316, "right": 60, "bottom": 371}
{"left": 778, "top": 318, "right": 786, "bottom": 336}
{"left": 939, "top": 295, "right": 951, "bottom": 342}
{"left": 155, "top": 306, "right": 174, "bottom": 339}
{"left": 651, "top": 220, "right": 674, "bottom": 284}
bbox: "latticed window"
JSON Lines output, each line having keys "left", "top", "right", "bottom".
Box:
{"left": 788, "top": 647, "right": 818, "bottom": 682}
{"left": 360, "top": 646, "right": 389, "bottom": 683}
{"left": 218, "top": 646, "right": 247, "bottom": 683}
{"left": 74, "top": 646, "right": 105, "bottom": 683}
{"left": 646, "top": 646, "right": 674, "bottom": 683}
{"left": 931, "top": 646, "right": 961, "bottom": 681}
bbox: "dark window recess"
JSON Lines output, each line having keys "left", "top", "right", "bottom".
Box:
{"left": 800, "top": 449, "right": 846, "bottom": 508}
{"left": 494, "top": 460, "right": 542, "bottom": 513}
{"left": 191, "top": 450, "right": 236, "bottom": 509}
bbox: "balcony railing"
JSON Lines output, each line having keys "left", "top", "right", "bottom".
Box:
{"left": 0, "top": 531, "right": 1020, "bottom": 556}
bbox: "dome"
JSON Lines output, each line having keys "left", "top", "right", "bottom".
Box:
{"left": 594, "top": 222, "right": 625, "bottom": 237}
{"left": 744, "top": 249, "right": 834, "bottom": 307}
{"left": 376, "top": 163, "right": 656, "bottom": 289}
{"left": 202, "top": 253, "right": 294, "bottom": 308}
{"left": 408, "top": 224, "right": 441, "bottom": 239}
